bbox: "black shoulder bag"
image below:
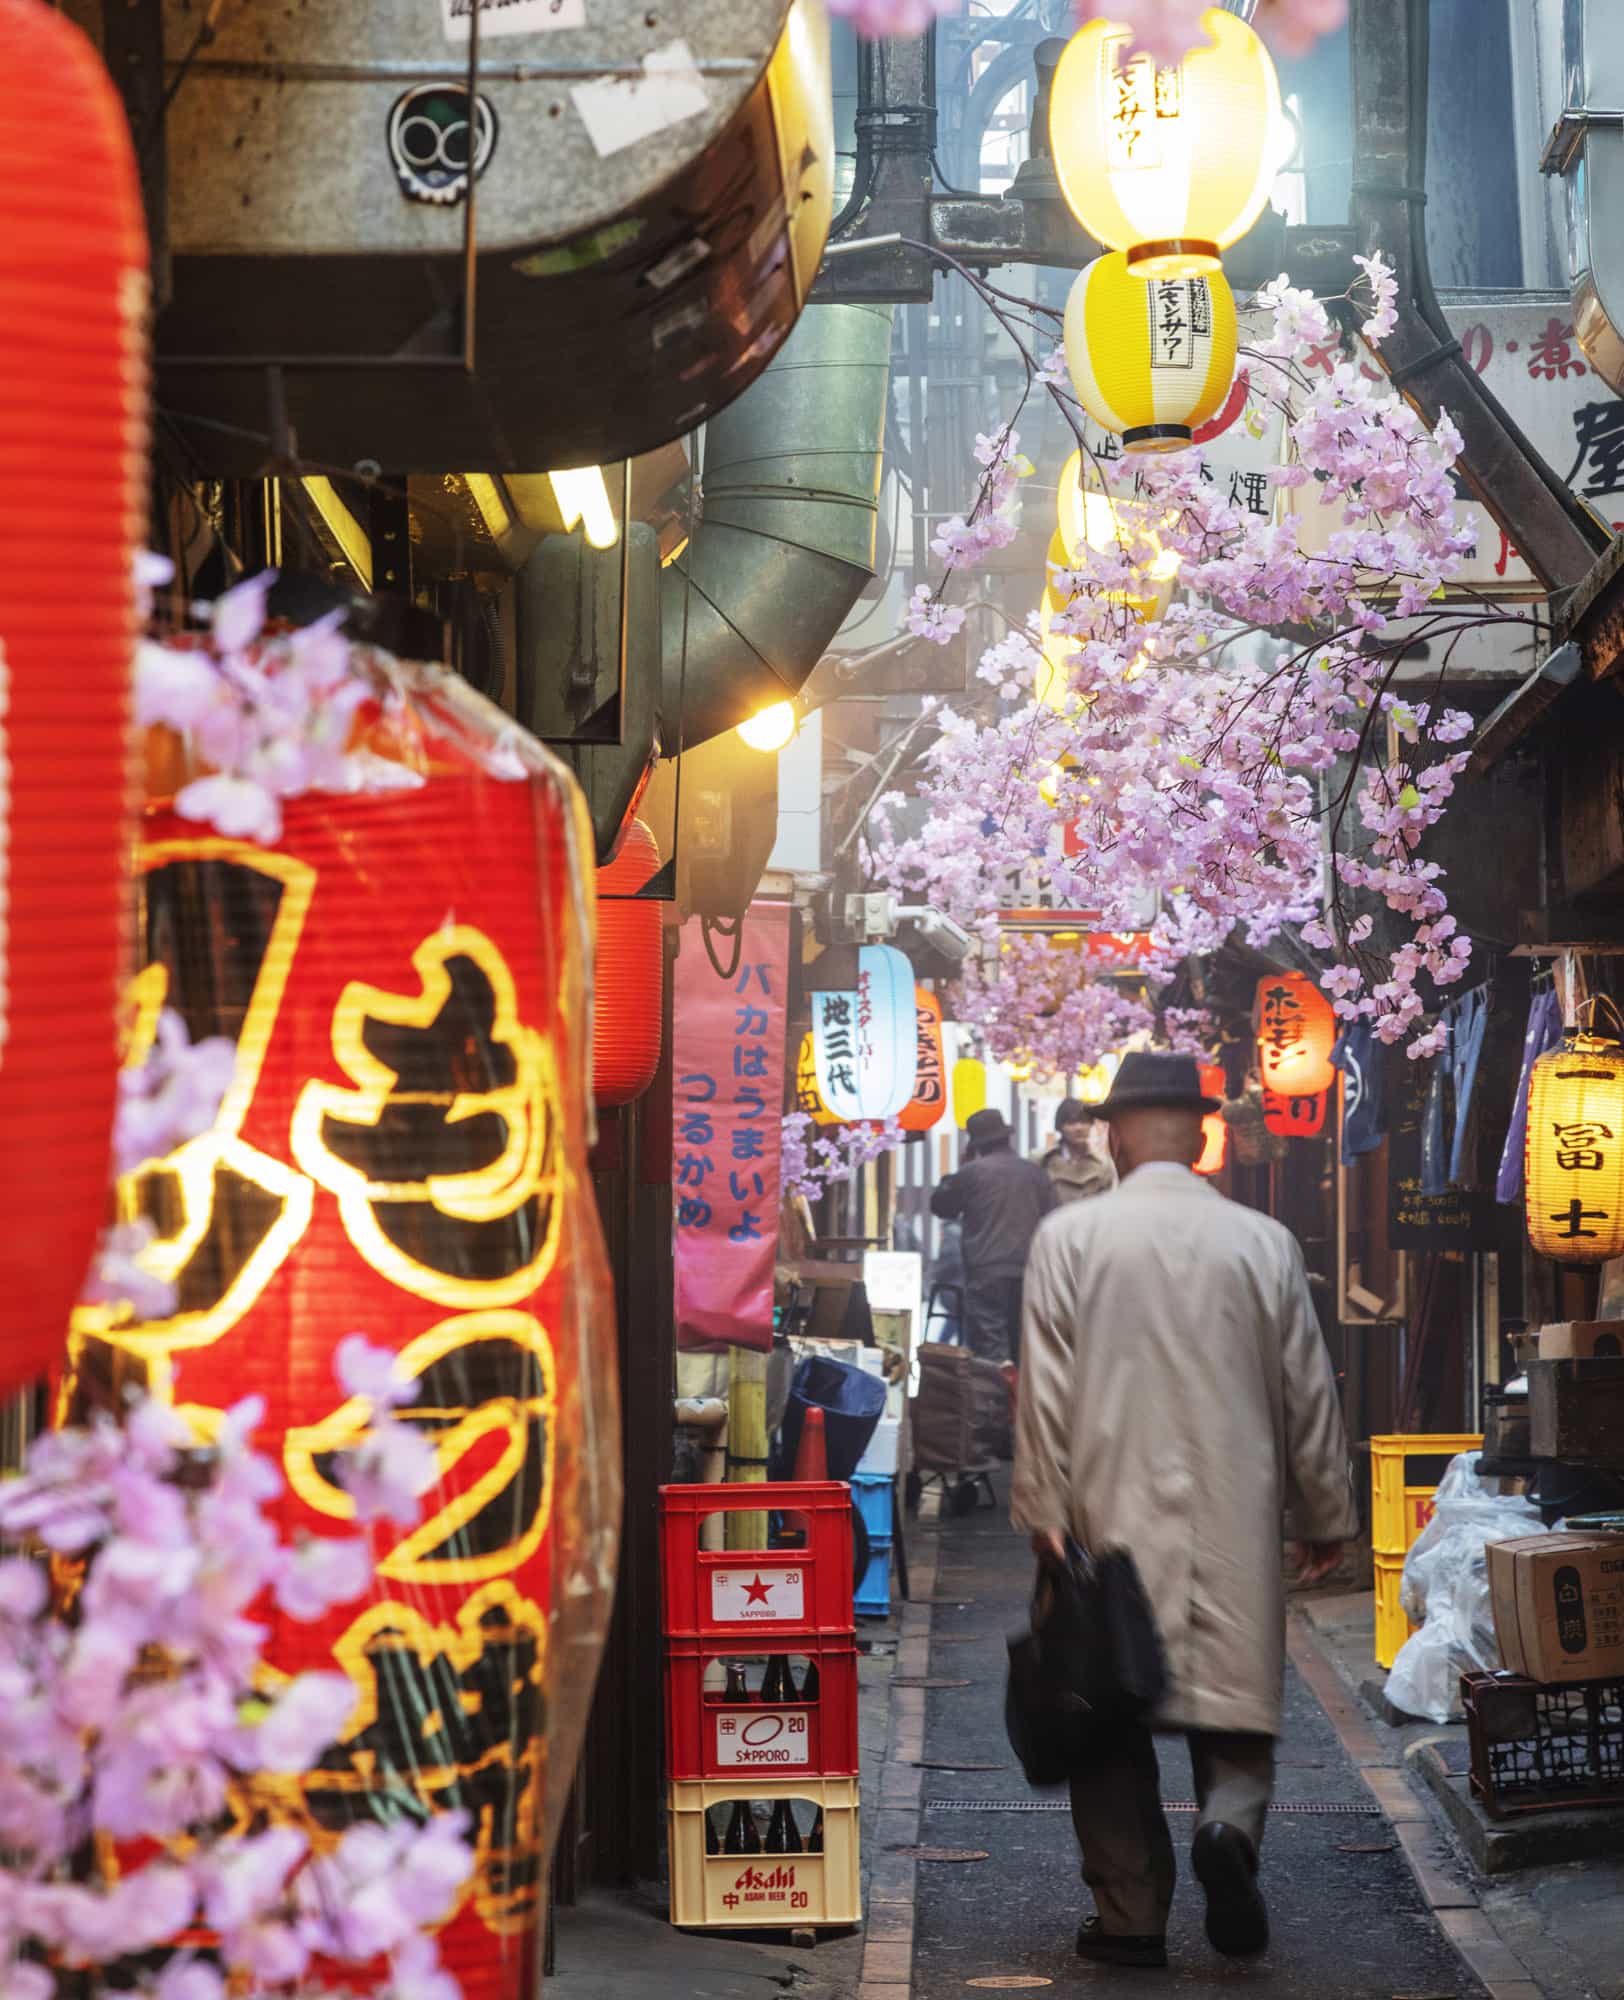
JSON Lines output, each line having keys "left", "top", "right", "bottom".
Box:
{"left": 1004, "top": 1540, "right": 1169, "bottom": 1786}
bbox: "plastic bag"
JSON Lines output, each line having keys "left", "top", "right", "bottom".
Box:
{"left": 1385, "top": 1452, "right": 1543, "bottom": 1723}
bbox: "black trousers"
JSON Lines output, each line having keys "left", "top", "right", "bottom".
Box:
{"left": 963, "top": 1270, "right": 1024, "bottom": 1365}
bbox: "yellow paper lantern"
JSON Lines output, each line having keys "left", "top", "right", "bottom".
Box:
{"left": 795, "top": 1030, "right": 840, "bottom": 1127}
{"left": 1524, "top": 1034, "right": 1624, "bottom": 1264}
{"left": 951, "top": 1056, "right": 988, "bottom": 1127}
{"left": 1048, "top": 10, "right": 1283, "bottom": 276}
{"left": 1064, "top": 252, "right": 1237, "bottom": 455}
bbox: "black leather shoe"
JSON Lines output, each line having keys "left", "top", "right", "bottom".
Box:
{"left": 1075, "top": 1918, "right": 1168, "bottom": 1969}
{"left": 1192, "top": 1822, "right": 1269, "bottom": 1957}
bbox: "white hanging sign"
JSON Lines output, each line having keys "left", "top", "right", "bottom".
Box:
{"left": 811, "top": 944, "right": 918, "bottom": 1121}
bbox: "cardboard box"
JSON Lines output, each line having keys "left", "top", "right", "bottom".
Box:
{"left": 1488, "top": 1532, "right": 1624, "bottom": 1683}
{"left": 1537, "top": 1320, "right": 1624, "bottom": 1362}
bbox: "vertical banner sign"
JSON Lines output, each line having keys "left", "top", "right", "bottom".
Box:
{"left": 673, "top": 901, "right": 790, "bottom": 1352}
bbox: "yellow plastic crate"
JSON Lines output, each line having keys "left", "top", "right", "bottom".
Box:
{"left": 669, "top": 1775, "right": 860, "bottom": 1929}
{"left": 1370, "top": 1433, "right": 1482, "bottom": 1559}
{"left": 1374, "top": 1550, "right": 1412, "bottom": 1669}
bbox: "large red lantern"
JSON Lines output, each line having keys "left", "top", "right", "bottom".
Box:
{"left": 593, "top": 816, "right": 663, "bottom": 1106}
{"left": 1254, "top": 972, "right": 1337, "bottom": 1097}
{"left": 75, "top": 673, "right": 620, "bottom": 2000}
{"left": 0, "top": 0, "right": 147, "bottom": 1396}
{"left": 1262, "top": 1086, "right": 1328, "bottom": 1138}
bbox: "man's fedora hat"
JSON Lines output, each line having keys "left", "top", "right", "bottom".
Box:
{"left": 1090, "top": 1051, "right": 1221, "bottom": 1118}
{"left": 965, "top": 1107, "right": 1014, "bottom": 1147}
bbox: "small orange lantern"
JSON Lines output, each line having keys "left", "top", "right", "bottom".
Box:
{"left": 593, "top": 817, "right": 663, "bottom": 1106}
{"left": 1255, "top": 972, "right": 1337, "bottom": 1097}
{"left": 899, "top": 987, "right": 947, "bottom": 1133}
{"left": 795, "top": 1031, "right": 840, "bottom": 1126}
{"left": 1195, "top": 1063, "right": 1227, "bottom": 1175}
{"left": 1262, "top": 1087, "right": 1328, "bottom": 1139}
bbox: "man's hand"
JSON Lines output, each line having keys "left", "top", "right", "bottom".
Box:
{"left": 1293, "top": 1540, "right": 1345, "bottom": 1587}
{"left": 1030, "top": 1528, "right": 1067, "bottom": 1567}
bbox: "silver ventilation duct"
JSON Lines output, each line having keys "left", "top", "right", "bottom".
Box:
{"left": 660, "top": 299, "right": 894, "bottom": 751}
{"left": 1542, "top": 0, "right": 1624, "bottom": 395}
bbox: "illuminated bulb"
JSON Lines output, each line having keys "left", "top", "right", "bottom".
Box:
{"left": 736, "top": 701, "right": 798, "bottom": 752}
{"left": 464, "top": 472, "right": 513, "bottom": 542}
{"left": 550, "top": 465, "right": 619, "bottom": 549}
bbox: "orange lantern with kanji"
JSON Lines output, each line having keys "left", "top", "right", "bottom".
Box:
{"left": 1262, "top": 1086, "right": 1328, "bottom": 1138}
{"left": 1524, "top": 1034, "right": 1624, "bottom": 1263}
{"left": 899, "top": 988, "right": 947, "bottom": 1133}
{"left": 594, "top": 816, "right": 663, "bottom": 1106}
{"left": 78, "top": 663, "right": 620, "bottom": 2000}
{"left": 1195, "top": 1063, "right": 1227, "bottom": 1176}
{"left": 1254, "top": 972, "right": 1337, "bottom": 1097}
{"left": 0, "top": 0, "right": 147, "bottom": 1397}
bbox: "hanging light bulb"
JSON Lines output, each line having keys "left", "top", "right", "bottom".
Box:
{"left": 550, "top": 464, "right": 619, "bottom": 548}
{"left": 736, "top": 700, "right": 798, "bottom": 752}
{"left": 1048, "top": 10, "right": 1283, "bottom": 276}
{"left": 1064, "top": 253, "right": 1238, "bottom": 455}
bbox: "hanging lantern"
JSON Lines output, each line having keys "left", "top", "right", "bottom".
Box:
{"left": 1524, "top": 1034, "right": 1624, "bottom": 1264}
{"left": 1064, "top": 252, "right": 1238, "bottom": 455}
{"left": 593, "top": 816, "right": 663, "bottom": 1106}
{"left": 77, "top": 666, "right": 620, "bottom": 2000}
{"left": 1262, "top": 1086, "right": 1328, "bottom": 1139}
{"left": 899, "top": 987, "right": 947, "bottom": 1133}
{"left": 951, "top": 1056, "right": 988, "bottom": 1127}
{"left": 795, "top": 1031, "right": 840, "bottom": 1126}
{"left": 1048, "top": 10, "right": 1283, "bottom": 276}
{"left": 810, "top": 943, "right": 918, "bottom": 1121}
{"left": 1254, "top": 972, "right": 1338, "bottom": 1097}
{"left": 1195, "top": 1063, "right": 1227, "bottom": 1175}
{"left": 1074, "top": 1049, "right": 1123, "bottom": 1106}
{"left": 0, "top": 1, "right": 147, "bottom": 1398}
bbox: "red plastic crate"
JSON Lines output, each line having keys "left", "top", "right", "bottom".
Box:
{"left": 659, "top": 1481, "right": 855, "bottom": 1642}
{"left": 665, "top": 1635, "right": 858, "bottom": 1781}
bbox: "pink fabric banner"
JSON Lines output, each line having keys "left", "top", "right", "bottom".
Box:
{"left": 673, "top": 900, "right": 790, "bottom": 1352}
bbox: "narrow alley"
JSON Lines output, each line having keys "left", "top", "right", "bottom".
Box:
{"left": 874, "top": 1485, "right": 1484, "bottom": 2000}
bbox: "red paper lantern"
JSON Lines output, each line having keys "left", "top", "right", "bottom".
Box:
{"left": 74, "top": 705, "right": 619, "bottom": 2000}
{"left": 0, "top": 0, "right": 146, "bottom": 1396}
{"left": 593, "top": 816, "right": 663, "bottom": 1105}
{"left": 1195, "top": 1063, "right": 1227, "bottom": 1176}
{"left": 1262, "top": 1086, "right": 1328, "bottom": 1138}
{"left": 1254, "top": 971, "right": 1337, "bottom": 1096}
{"left": 899, "top": 987, "right": 947, "bottom": 1133}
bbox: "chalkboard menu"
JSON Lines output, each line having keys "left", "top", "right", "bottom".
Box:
{"left": 1388, "top": 1052, "right": 1504, "bottom": 1249}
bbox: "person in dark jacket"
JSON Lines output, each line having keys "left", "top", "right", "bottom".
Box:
{"left": 929, "top": 1107, "right": 1056, "bottom": 1364}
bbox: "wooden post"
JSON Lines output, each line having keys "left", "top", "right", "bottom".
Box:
{"left": 726, "top": 1348, "right": 769, "bottom": 1550}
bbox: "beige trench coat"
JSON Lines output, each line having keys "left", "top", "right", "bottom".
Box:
{"left": 1012, "top": 1162, "right": 1358, "bottom": 1738}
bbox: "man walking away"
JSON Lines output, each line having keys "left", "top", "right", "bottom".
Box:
{"left": 1041, "top": 1096, "right": 1116, "bottom": 1205}
{"left": 930, "top": 1107, "right": 1055, "bottom": 1365}
{"left": 1012, "top": 1052, "right": 1356, "bottom": 1970}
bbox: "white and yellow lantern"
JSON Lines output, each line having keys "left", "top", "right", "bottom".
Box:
{"left": 1048, "top": 9, "right": 1283, "bottom": 277}
{"left": 1525, "top": 1034, "right": 1624, "bottom": 1264}
{"left": 1064, "top": 251, "right": 1238, "bottom": 455}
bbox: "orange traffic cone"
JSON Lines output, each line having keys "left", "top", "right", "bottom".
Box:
{"left": 793, "top": 1405, "right": 829, "bottom": 1482}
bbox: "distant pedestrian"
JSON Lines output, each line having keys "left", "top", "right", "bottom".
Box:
{"left": 930, "top": 1108, "right": 1055, "bottom": 1365}
{"left": 1013, "top": 1052, "right": 1356, "bottom": 1970}
{"left": 1040, "top": 1096, "right": 1116, "bottom": 1206}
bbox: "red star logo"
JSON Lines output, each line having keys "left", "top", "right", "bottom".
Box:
{"left": 742, "top": 1573, "right": 773, "bottom": 1606}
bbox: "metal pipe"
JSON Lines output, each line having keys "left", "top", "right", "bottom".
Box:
{"left": 1349, "top": 0, "right": 1608, "bottom": 595}
{"left": 659, "top": 301, "right": 896, "bottom": 750}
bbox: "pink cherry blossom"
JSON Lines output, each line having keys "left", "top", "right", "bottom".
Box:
{"left": 274, "top": 1532, "right": 374, "bottom": 1621}
{"left": 336, "top": 1331, "right": 421, "bottom": 1409}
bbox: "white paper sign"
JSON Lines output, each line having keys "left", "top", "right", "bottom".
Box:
{"left": 571, "top": 40, "right": 709, "bottom": 160}
{"left": 443, "top": 0, "right": 585, "bottom": 41}
{"left": 709, "top": 1565, "right": 804, "bottom": 1623}
{"left": 713, "top": 1706, "right": 812, "bottom": 1768}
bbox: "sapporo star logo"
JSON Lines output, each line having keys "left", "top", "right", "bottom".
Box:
{"left": 742, "top": 1574, "right": 774, "bottom": 1606}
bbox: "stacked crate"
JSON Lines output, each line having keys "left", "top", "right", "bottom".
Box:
{"left": 659, "top": 1481, "right": 861, "bottom": 1930}
{"left": 1370, "top": 1432, "right": 1482, "bottom": 1668}
{"left": 852, "top": 1472, "right": 894, "bottom": 1618}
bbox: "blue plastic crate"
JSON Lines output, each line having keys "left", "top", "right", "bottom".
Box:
{"left": 851, "top": 1471, "right": 894, "bottom": 1543}
{"left": 855, "top": 1538, "right": 892, "bottom": 1618}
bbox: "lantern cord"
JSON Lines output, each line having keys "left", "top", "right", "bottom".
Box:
{"left": 702, "top": 914, "right": 745, "bottom": 982}
{"left": 1576, "top": 991, "right": 1624, "bottom": 1042}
